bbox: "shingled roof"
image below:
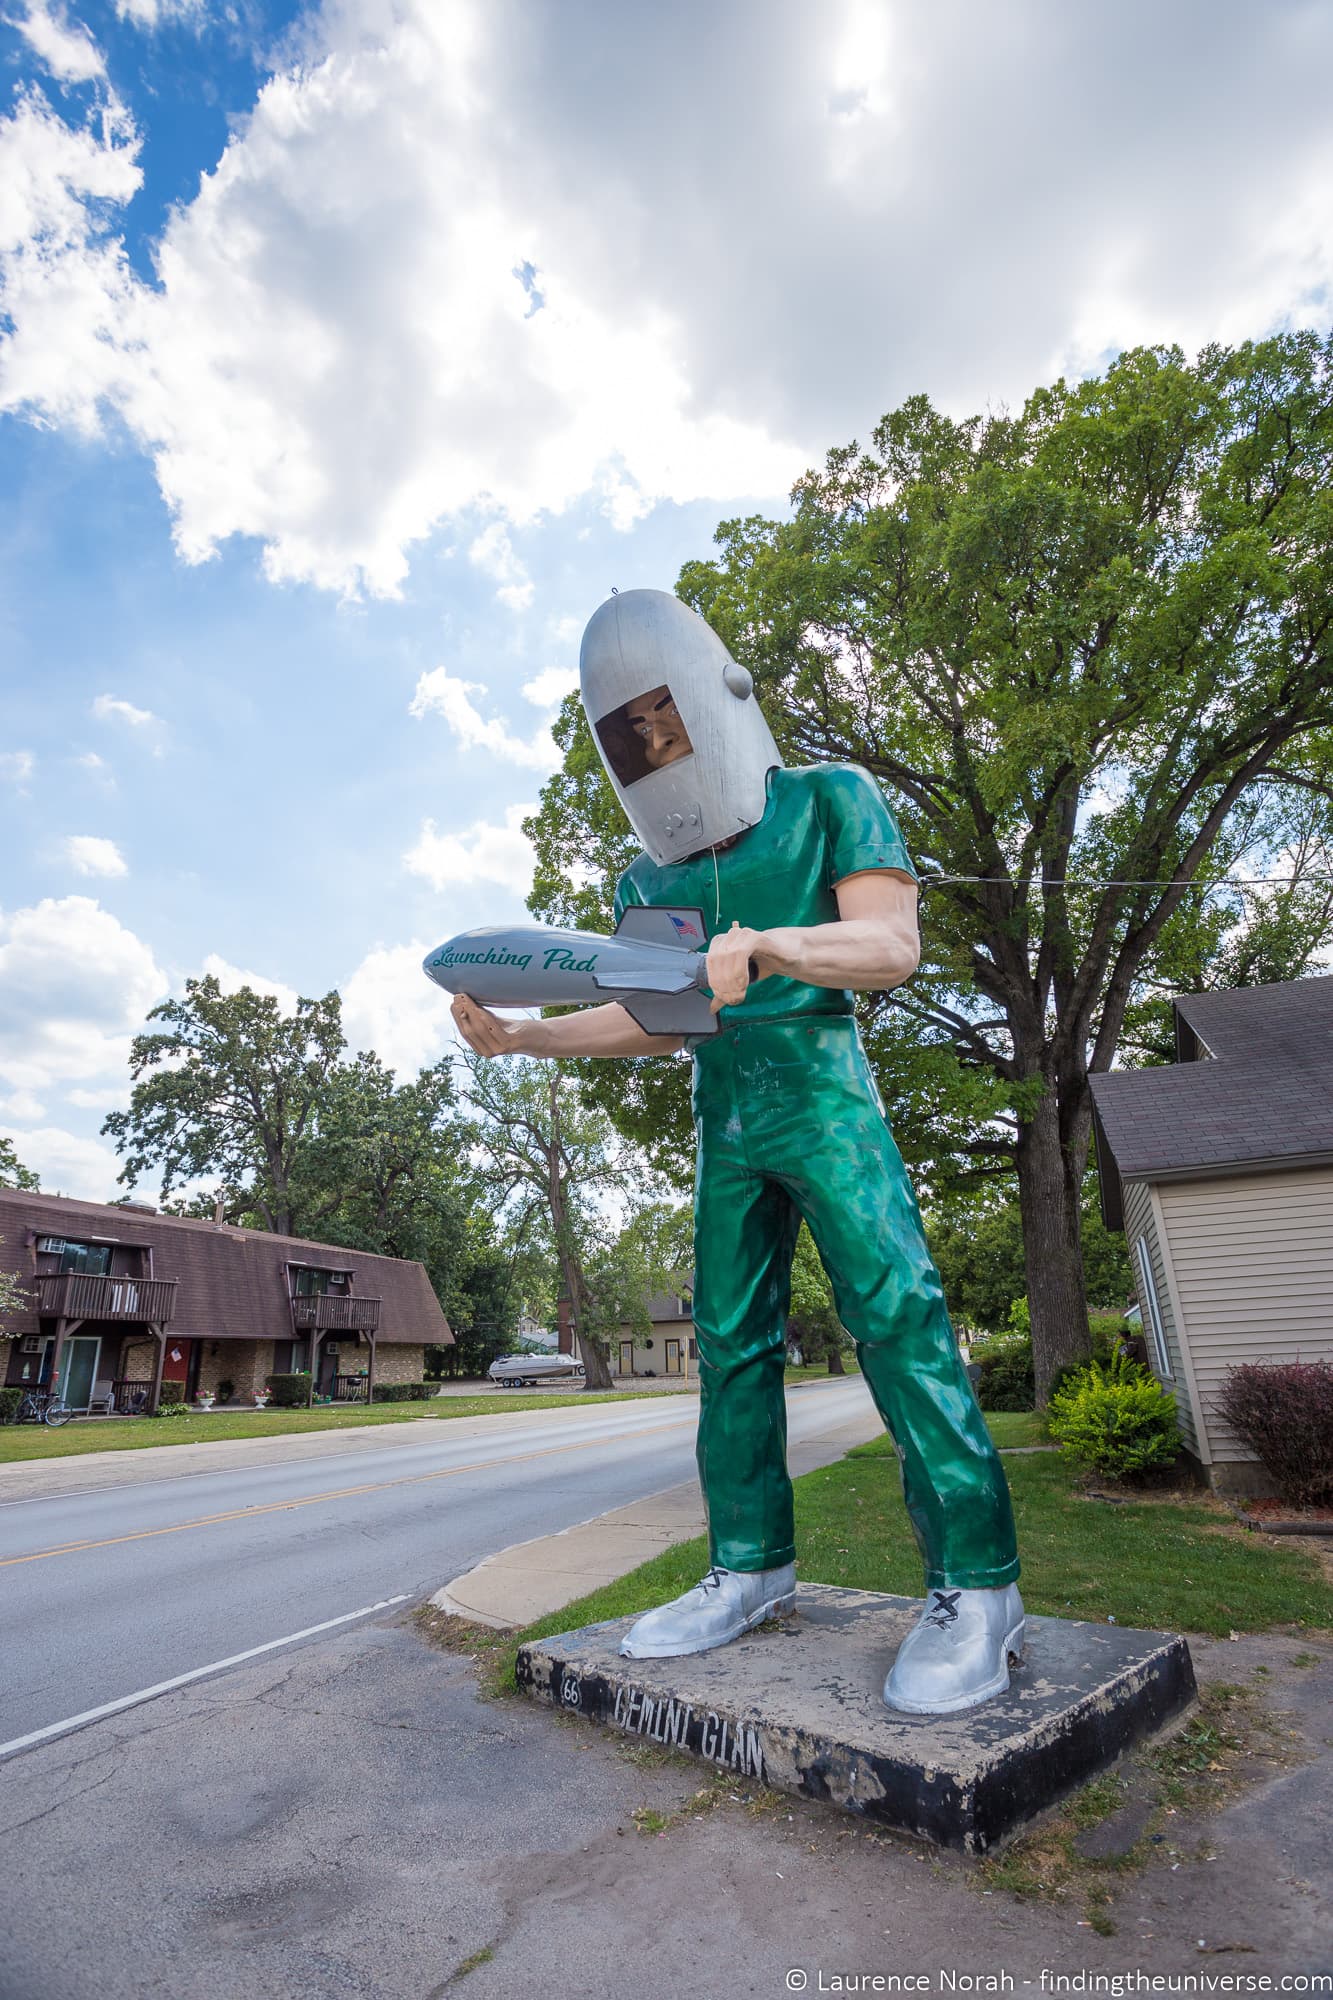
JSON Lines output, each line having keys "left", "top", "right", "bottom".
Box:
{"left": 0, "top": 1189, "right": 453, "bottom": 1348}
{"left": 1090, "top": 973, "right": 1333, "bottom": 1228}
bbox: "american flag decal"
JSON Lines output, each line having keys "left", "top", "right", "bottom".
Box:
{"left": 669, "top": 913, "right": 701, "bottom": 940}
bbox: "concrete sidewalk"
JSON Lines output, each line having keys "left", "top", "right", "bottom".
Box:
{"left": 1, "top": 1610, "right": 1328, "bottom": 2000}
{"left": 434, "top": 1412, "right": 879, "bottom": 1628}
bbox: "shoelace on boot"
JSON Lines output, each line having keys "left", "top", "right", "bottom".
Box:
{"left": 692, "top": 1566, "right": 726, "bottom": 1598}
{"left": 923, "top": 1589, "right": 962, "bottom": 1629}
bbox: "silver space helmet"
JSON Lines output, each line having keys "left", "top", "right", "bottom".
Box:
{"left": 579, "top": 589, "right": 783, "bottom": 866}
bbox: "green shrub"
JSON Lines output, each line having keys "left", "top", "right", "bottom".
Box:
{"left": 1048, "top": 1360, "right": 1180, "bottom": 1479}
{"left": 1048, "top": 1320, "right": 1137, "bottom": 1404}
{"left": 215, "top": 1377, "right": 235, "bottom": 1404}
{"left": 975, "top": 1334, "right": 1035, "bottom": 1412}
{"left": 0, "top": 1386, "right": 22, "bottom": 1424}
{"left": 154, "top": 1381, "right": 187, "bottom": 1415}
{"left": 372, "top": 1381, "right": 433, "bottom": 1403}
{"left": 266, "top": 1372, "right": 312, "bottom": 1408}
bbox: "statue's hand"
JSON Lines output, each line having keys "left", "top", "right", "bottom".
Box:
{"left": 451, "top": 994, "right": 542, "bottom": 1058}
{"left": 705, "top": 921, "right": 771, "bottom": 1013}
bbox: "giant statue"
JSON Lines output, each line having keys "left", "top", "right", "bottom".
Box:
{"left": 446, "top": 589, "right": 1023, "bottom": 1714}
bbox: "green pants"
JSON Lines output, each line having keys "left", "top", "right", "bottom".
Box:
{"left": 691, "top": 1016, "right": 1020, "bottom": 1592}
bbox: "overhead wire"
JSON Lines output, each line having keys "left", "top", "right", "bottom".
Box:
{"left": 922, "top": 873, "right": 1333, "bottom": 889}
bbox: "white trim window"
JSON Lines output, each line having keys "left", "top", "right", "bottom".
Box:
{"left": 1134, "top": 1236, "right": 1172, "bottom": 1379}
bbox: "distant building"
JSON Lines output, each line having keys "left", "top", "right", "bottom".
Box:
{"left": 1090, "top": 975, "right": 1333, "bottom": 1494}
{"left": 516, "top": 1311, "right": 557, "bottom": 1351}
{"left": 0, "top": 1188, "right": 452, "bottom": 1413}
{"left": 613, "top": 1287, "right": 696, "bottom": 1379}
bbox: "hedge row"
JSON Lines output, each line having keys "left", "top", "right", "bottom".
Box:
{"left": 264, "top": 1375, "right": 435, "bottom": 1407}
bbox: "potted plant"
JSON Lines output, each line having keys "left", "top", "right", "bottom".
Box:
{"left": 196, "top": 1391, "right": 216, "bottom": 1411}
{"left": 254, "top": 1384, "right": 272, "bottom": 1409}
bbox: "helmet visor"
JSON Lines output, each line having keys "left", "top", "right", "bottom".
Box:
{"left": 595, "top": 684, "right": 695, "bottom": 786}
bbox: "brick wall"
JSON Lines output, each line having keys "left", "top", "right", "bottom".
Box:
{"left": 197, "top": 1340, "right": 270, "bottom": 1402}
{"left": 372, "top": 1342, "right": 425, "bottom": 1387}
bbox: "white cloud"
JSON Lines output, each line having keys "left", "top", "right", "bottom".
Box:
{"left": 0, "top": 1089, "right": 46, "bottom": 1123}
{"left": 199, "top": 953, "right": 299, "bottom": 1012}
{"left": 0, "top": 0, "right": 800, "bottom": 595}
{"left": 115, "top": 0, "right": 206, "bottom": 23}
{"left": 1, "top": 750, "right": 35, "bottom": 786}
{"left": 74, "top": 750, "right": 105, "bottom": 769}
{"left": 0, "top": 82, "right": 142, "bottom": 435}
{"left": 0, "top": 1122, "right": 126, "bottom": 1202}
{"left": 0, "top": 895, "right": 165, "bottom": 1092}
{"left": 10, "top": 2, "right": 106, "bottom": 84}
{"left": 408, "top": 667, "right": 559, "bottom": 771}
{"left": 91, "top": 693, "right": 159, "bottom": 729}
{"left": 64, "top": 833, "right": 128, "bottom": 877}
{"left": 521, "top": 665, "right": 577, "bottom": 709}
{"left": 342, "top": 940, "right": 459, "bottom": 1076}
{"left": 3, "top": 1, "right": 1333, "bottom": 596}
{"left": 403, "top": 803, "right": 535, "bottom": 895}
{"left": 468, "top": 520, "right": 533, "bottom": 611}
{"left": 65, "top": 1085, "right": 117, "bottom": 1109}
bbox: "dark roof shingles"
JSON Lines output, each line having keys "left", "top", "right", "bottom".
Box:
{"left": 1091, "top": 974, "right": 1333, "bottom": 1182}
{"left": 0, "top": 1189, "right": 453, "bottom": 1348}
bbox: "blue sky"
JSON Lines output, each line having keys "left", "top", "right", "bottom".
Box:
{"left": 3, "top": 0, "right": 1331, "bottom": 1199}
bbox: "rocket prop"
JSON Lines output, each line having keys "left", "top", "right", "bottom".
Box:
{"left": 423, "top": 908, "right": 725, "bottom": 1037}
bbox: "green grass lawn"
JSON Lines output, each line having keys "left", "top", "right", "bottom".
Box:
{"left": 979, "top": 1410, "right": 1047, "bottom": 1449}
{"left": 783, "top": 1354, "right": 863, "bottom": 1386}
{"left": 0, "top": 1389, "right": 691, "bottom": 1464}
{"left": 471, "top": 1426, "right": 1332, "bottom": 1687}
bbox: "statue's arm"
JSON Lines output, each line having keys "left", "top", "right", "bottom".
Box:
{"left": 452, "top": 994, "right": 684, "bottom": 1061}
{"left": 705, "top": 869, "right": 919, "bottom": 1011}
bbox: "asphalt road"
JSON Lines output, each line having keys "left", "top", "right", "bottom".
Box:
{"left": 0, "top": 1379, "right": 874, "bottom": 1755}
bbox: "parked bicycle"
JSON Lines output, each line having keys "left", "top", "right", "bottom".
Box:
{"left": 12, "top": 1387, "right": 73, "bottom": 1427}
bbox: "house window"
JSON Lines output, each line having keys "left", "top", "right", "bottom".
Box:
{"left": 1134, "top": 1237, "right": 1172, "bottom": 1379}
{"left": 36, "top": 1238, "right": 112, "bottom": 1275}
{"left": 291, "top": 1268, "right": 350, "bottom": 1298}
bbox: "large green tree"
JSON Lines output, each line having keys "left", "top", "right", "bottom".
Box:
{"left": 529, "top": 335, "right": 1333, "bottom": 1401}
{"left": 0, "top": 1141, "right": 38, "bottom": 1326}
{"left": 102, "top": 984, "right": 499, "bottom": 1362}
{"left": 103, "top": 976, "right": 345, "bottom": 1236}
{"left": 461, "top": 1054, "right": 678, "bottom": 1390}
{"left": 787, "top": 1225, "right": 849, "bottom": 1373}
{"left": 0, "top": 1137, "right": 38, "bottom": 1193}
{"left": 927, "top": 1193, "right": 1132, "bottom": 1337}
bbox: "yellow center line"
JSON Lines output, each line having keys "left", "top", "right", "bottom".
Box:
{"left": 0, "top": 1415, "right": 695, "bottom": 1569}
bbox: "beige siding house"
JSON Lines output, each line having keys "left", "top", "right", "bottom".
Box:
{"left": 613, "top": 1290, "right": 696, "bottom": 1379}
{"left": 1090, "top": 975, "right": 1333, "bottom": 1494}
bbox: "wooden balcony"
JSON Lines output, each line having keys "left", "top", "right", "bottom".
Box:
{"left": 35, "top": 1273, "right": 178, "bottom": 1324}
{"left": 290, "top": 1295, "right": 381, "bottom": 1333}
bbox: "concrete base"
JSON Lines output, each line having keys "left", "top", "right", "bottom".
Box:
{"left": 516, "top": 1583, "right": 1196, "bottom": 1854}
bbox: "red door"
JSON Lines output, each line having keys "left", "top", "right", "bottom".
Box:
{"left": 161, "top": 1339, "right": 193, "bottom": 1385}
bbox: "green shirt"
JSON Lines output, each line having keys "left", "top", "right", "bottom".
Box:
{"left": 613, "top": 763, "right": 916, "bottom": 1027}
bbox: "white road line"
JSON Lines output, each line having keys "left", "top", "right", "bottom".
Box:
{"left": 0, "top": 1593, "right": 411, "bottom": 1762}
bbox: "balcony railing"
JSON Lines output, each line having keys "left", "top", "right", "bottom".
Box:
{"left": 110, "top": 1377, "right": 154, "bottom": 1415}
{"left": 290, "top": 1295, "right": 381, "bottom": 1332}
{"left": 35, "top": 1274, "right": 178, "bottom": 1324}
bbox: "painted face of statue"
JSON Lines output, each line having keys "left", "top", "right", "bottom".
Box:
{"left": 580, "top": 590, "right": 783, "bottom": 866}
{"left": 625, "top": 686, "right": 692, "bottom": 770}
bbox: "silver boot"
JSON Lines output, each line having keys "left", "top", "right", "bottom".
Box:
{"left": 883, "top": 1584, "right": 1025, "bottom": 1715}
{"left": 619, "top": 1562, "right": 797, "bottom": 1660}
